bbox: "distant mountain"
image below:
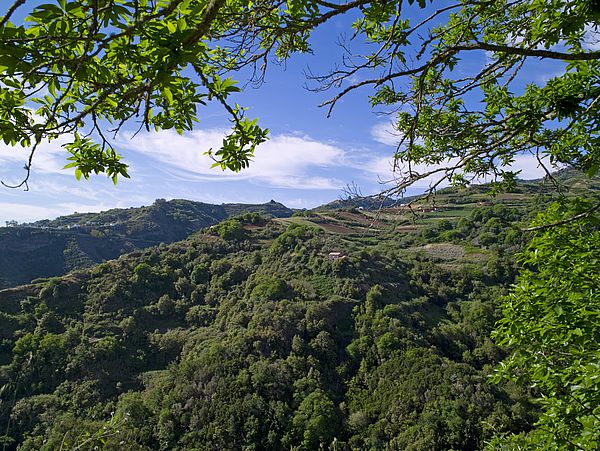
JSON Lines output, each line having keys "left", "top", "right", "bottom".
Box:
{"left": 316, "top": 195, "right": 400, "bottom": 211}
{"left": 318, "top": 168, "right": 600, "bottom": 211}
{"left": 0, "top": 199, "right": 293, "bottom": 288}
{"left": 2, "top": 168, "right": 597, "bottom": 289}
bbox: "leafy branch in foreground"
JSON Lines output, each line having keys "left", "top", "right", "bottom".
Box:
{"left": 490, "top": 201, "right": 600, "bottom": 449}
{"left": 3, "top": 0, "right": 598, "bottom": 192}
{"left": 307, "top": 0, "right": 600, "bottom": 195}
{"left": 0, "top": 0, "right": 278, "bottom": 188}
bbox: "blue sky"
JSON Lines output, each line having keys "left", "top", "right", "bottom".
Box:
{"left": 0, "top": 3, "right": 578, "bottom": 223}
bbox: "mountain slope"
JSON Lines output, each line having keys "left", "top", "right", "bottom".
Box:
{"left": 319, "top": 168, "right": 600, "bottom": 211}
{"left": 1, "top": 170, "right": 598, "bottom": 449}
{"left": 0, "top": 199, "right": 293, "bottom": 288}
{"left": 0, "top": 187, "right": 544, "bottom": 449}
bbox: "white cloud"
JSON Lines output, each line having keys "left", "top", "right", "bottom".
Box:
{"left": 505, "top": 32, "right": 525, "bottom": 47}
{"left": 0, "top": 202, "right": 68, "bottom": 223}
{"left": 26, "top": 179, "right": 105, "bottom": 200}
{"left": 370, "top": 121, "right": 427, "bottom": 149}
{"left": 0, "top": 136, "right": 72, "bottom": 177}
{"left": 509, "top": 152, "right": 559, "bottom": 180}
{"left": 364, "top": 156, "right": 396, "bottom": 179}
{"left": 119, "top": 129, "right": 345, "bottom": 190}
{"left": 371, "top": 122, "right": 400, "bottom": 146}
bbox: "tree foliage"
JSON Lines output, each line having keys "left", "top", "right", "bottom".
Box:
{"left": 491, "top": 201, "right": 600, "bottom": 449}
{"left": 0, "top": 213, "right": 534, "bottom": 450}
{"left": 1, "top": 0, "right": 598, "bottom": 189}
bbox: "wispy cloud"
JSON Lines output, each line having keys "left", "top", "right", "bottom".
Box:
{"left": 0, "top": 136, "right": 73, "bottom": 174}
{"left": 119, "top": 129, "right": 345, "bottom": 190}
{"left": 583, "top": 24, "right": 600, "bottom": 51}
{"left": 510, "top": 152, "right": 559, "bottom": 180}
{"left": 371, "top": 121, "right": 400, "bottom": 146}
{"left": 370, "top": 120, "right": 427, "bottom": 149}
{"left": 0, "top": 202, "right": 69, "bottom": 223}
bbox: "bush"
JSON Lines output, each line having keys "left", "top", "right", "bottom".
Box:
{"left": 215, "top": 219, "right": 245, "bottom": 241}
{"left": 185, "top": 305, "right": 216, "bottom": 327}
{"left": 251, "top": 277, "right": 288, "bottom": 300}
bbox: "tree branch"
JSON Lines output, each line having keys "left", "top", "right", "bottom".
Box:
{"left": 459, "top": 42, "right": 600, "bottom": 61}
{"left": 523, "top": 201, "right": 600, "bottom": 232}
{"left": 0, "top": 0, "right": 27, "bottom": 29}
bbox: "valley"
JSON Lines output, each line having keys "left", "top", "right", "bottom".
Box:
{"left": 0, "top": 170, "right": 597, "bottom": 449}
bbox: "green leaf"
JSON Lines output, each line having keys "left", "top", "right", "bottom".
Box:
{"left": 163, "top": 87, "right": 174, "bottom": 104}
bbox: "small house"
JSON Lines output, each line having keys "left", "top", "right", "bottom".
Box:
{"left": 328, "top": 252, "right": 346, "bottom": 260}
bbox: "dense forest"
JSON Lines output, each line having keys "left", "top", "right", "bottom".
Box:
{"left": 1, "top": 171, "right": 596, "bottom": 450}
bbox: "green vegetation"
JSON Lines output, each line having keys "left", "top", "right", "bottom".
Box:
{"left": 213, "top": 218, "right": 246, "bottom": 241}
{"left": 1, "top": 170, "right": 598, "bottom": 449}
{"left": 0, "top": 170, "right": 597, "bottom": 449}
{"left": 0, "top": 0, "right": 599, "bottom": 446}
{"left": 0, "top": 199, "right": 292, "bottom": 289}
{"left": 491, "top": 202, "right": 600, "bottom": 449}
{"left": 0, "top": 181, "right": 546, "bottom": 450}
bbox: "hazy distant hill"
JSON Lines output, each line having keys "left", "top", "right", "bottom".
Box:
{"left": 319, "top": 168, "right": 600, "bottom": 211}
{"left": 0, "top": 199, "right": 293, "bottom": 288}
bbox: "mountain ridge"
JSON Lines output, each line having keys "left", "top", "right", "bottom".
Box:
{"left": 2, "top": 168, "right": 598, "bottom": 289}
{"left": 0, "top": 198, "right": 293, "bottom": 288}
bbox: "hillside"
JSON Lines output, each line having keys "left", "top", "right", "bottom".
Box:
{"left": 2, "top": 169, "right": 595, "bottom": 290}
{"left": 0, "top": 179, "right": 560, "bottom": 450}
{"left": 0, "top": 171, "right": 598, "bottom": 449}
{"left": 0, "top": 199, "right": 293, "bottom": 289}
{"left": 321, "top": 168, "right": 600, "bottom": 212}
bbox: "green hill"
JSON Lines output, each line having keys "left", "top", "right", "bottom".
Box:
{"left": 0, "top": 171, "right": 598, "bottom": 449}
{"left": 320, "top": 168, "right": 600, "bottom": 212}
{"left": 0, "top": 179, "right": 555, "bottom": 450}
{"left": 0, "top": 199, "right": 293, "bottom": 289}
{"left": 3, "top": 169, "right": 595, "bottom": 291}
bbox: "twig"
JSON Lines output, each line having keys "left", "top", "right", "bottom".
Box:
{"left": 0, "top": 0, "right": 27, "bottom": 29}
